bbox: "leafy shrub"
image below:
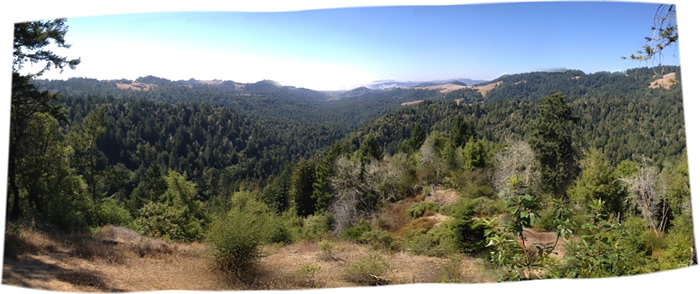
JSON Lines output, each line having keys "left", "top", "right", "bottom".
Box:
{"left": 409, "top": 202, "right": 439, "bottom": 218}
{"left": 343, "top": 253, "right": 391, "bottom": 285}
{"left": 268, "top": 219, "right": 294, "bottom": 244}
{"left": 133, "top": 202, "right": 203, "bottom": 242}
{"left": 398, "top": 218, "right": 437, "bottom": 236}
{"left": 95, "top": 197, "right": 133, "bottom": 227}
{"left": 288, "top": 263, "right": 323, "bottom": 288}
{"left": 206, "top": 197, "right": 275, "bottom": 276}
{"left": 301, "top": 213, "right": 332, "bottom": 241}
{"left": 318, "top": 240, "right": 337, "bottom": 261}
{"left": 658, "top": 214, "right": 695, "bottom": 270}
{"left": 360, "top": 230, "right": 398, "bottom": 251}
{"left": 341, "top": 223, "right": 372, "bottom": 242}
{"left": 404, "top": 226, "right": 459, "bottom": 257}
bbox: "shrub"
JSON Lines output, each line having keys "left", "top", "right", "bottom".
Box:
{"left": 268, "top": 219, "right": 294, "bottom": 244}
{"left": 447, "top": 199, "right": 488, "bottom": 254}
{"left": 409, "top": 202, "right": 439, "bottom": 218}
{"left": 341, "top": 223, "right": 372, "bottom": 242}
{"left": 318, "top": 240, "right": 337, "bottom": 261}
{"left": 404, "top": 225, "right": 459, "bottom": 257}
{"left": 360, "top": 230, "right": 398, "bottom": 251}
{"left": 133, "top": 202, "right": 203, "bottom": 242}
{"left": 343, "top": 253, "right": 391, "bottom": 285}
{"left": 288, "top": 263, "right": 323, "bottom": 288}
{"left": 301, "top": 213, "right": 332, "bottom": 241}
{"left": 96, "top": 197, "right": 133, "bottom": 227}
{"left": 206, "top": 197, "right": 275, "bottom": 276}
{"left": 658, "top": 214, "right": 695, "bottom": 270}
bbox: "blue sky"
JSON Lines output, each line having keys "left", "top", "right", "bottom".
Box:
{"left": 29, "top": 1, "right": 681, "bottom": 90}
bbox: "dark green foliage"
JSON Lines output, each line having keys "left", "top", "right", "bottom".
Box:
{"left": 290, "top": 160, "right": 317, "bottom": 217}
{"left": 404, "top": 225, "right": 459, "bottom": 257}
{"left": 358, "top": 134, "right": 383, "bottom": 164}
{"left": 133, "top": 171, "right": 205, "bottom": 241}
{"left": 449, "top": 116, "right": 475, "bottom": 148}
{"left": 448, "top": 200, "right": 488, "bottom": 254}
{"left": 527, "top": 92, "right": 578, "bottom": 198}
{"left": 408, "top": 202, "right": 440, "bottom": 218}
{"left": 95, "top": 197, "right": 133, "bottom": 227}
{"left": 342, "top": 223, "right": 372, "bottom": 242}
{"left": 569, "top": 148, "right": 625, "bottom": 216}
{"left": 552, "top": 200, "right": 640, "bottom": 278}
{"left": 359, "top": 230, "right": 398, "bottom": 251}
{"left": 127, "top": 163, "right": 168, "bottom": 214}
{"left": 402, "top": 124, "right": 426, "bottom": 153}
{"left": 462, "top": 137, "right": 492, "bottom": 171}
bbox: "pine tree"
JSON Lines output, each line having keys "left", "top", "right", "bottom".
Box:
{"left": 527, "top": 92, "right": 578, "bottom": 199}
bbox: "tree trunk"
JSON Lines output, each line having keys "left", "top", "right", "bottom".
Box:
{"left": 8, "top": 154, "right": 21, "bottom": 220}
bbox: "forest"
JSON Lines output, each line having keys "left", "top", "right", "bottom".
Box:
{"left": 3, "top": 18, "right": 695, "bottom": 289}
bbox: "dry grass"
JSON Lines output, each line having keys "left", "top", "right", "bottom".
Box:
{"left": 4, "top": 226, "right": 495, "bottom": 291}
{"left": 116, "top": 82, "right": 155, "bottom": 91}
{"left": 400, "top": 100, "right": 424, "bottom": 106}
{"left": 415, "top": 84, "right": 469, "bottom": 93}
{"left": 648, "top": 72, "right": 676, "bottom": 89}
{"left": 473, "top": 81, "right": 503, "bottom": 97}
{"left": 377, "top": 203, "right": 412, "bottom": 233}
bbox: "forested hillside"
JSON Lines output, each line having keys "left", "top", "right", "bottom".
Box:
{"left": 8, "top": 22, "right": 693, "bottom": 287}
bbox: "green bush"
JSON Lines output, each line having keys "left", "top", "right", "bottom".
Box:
{"left": 96, "top": 197, "right": 133, "bottom": 226}
{"left": 342, "top": 223, "right": 372, "bottom": 242}
{"left": 658, "top": 214, "right": 695, "bottom": 270}
{"left": 301, "top": 213, "right": 332, "bottom": 241}
{"left": 404, "top": 226, "right": 459, "bottom": 257}
{"left": 268, "top": 220, "right": 294, "bottom": 244}
{"left": 206, "top": 197, "right": 275, "bottom": 276}
{"left": 133, "top": 201, "right": 203, "bottom": 242}
{"left": 360, "top": 230, "right": 398, "bottom": 251}
{"left": 343, "top": 253, "right": 391, "bottom": 285}
{"left": 409, "top": 202, "right": 439, "bottom": 218}
{"left": 318, "top": 240, "right": 337, "bottom": 261}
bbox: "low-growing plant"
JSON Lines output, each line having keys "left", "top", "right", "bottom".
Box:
{"left": 360, "top": 229, "right": 398, "bottom": 251}
{"left": 301, "top": 213, "right": 332, "bottom": 241}
{"left": 343, "top": 253, "right": 391, "bottom": 286}
{"left": 318, "top": 240, "right": 337, "bottom": 261}
{"left": 341, "top": 223, "right": 371, "bottom": 242}
{"left": 288, "top": 263, "right": 322, "bottom": 288}
{"left": 409, "top": 202, "right": 440, "bottom": 218}
{"left": 436, "top": 255, "right": 464, "bottom": 283}
{"left": 404, "top": 225, "right": 459, "bottom": 257}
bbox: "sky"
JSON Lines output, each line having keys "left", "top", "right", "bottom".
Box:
{"left": 17, "top": 1, "right": 682, "bottom": 91}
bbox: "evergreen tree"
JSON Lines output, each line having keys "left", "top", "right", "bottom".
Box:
{"left": 527, "top": 92, "right": 578, "bottom": 199}
{"left": 290, "top": 160, "right": 316, "bottom": 217}
{"left": 358, "top": 134, "right": 383, "bottom": 164}
{"left": 9, "top": 19, "right": 80, "bottom": 220}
